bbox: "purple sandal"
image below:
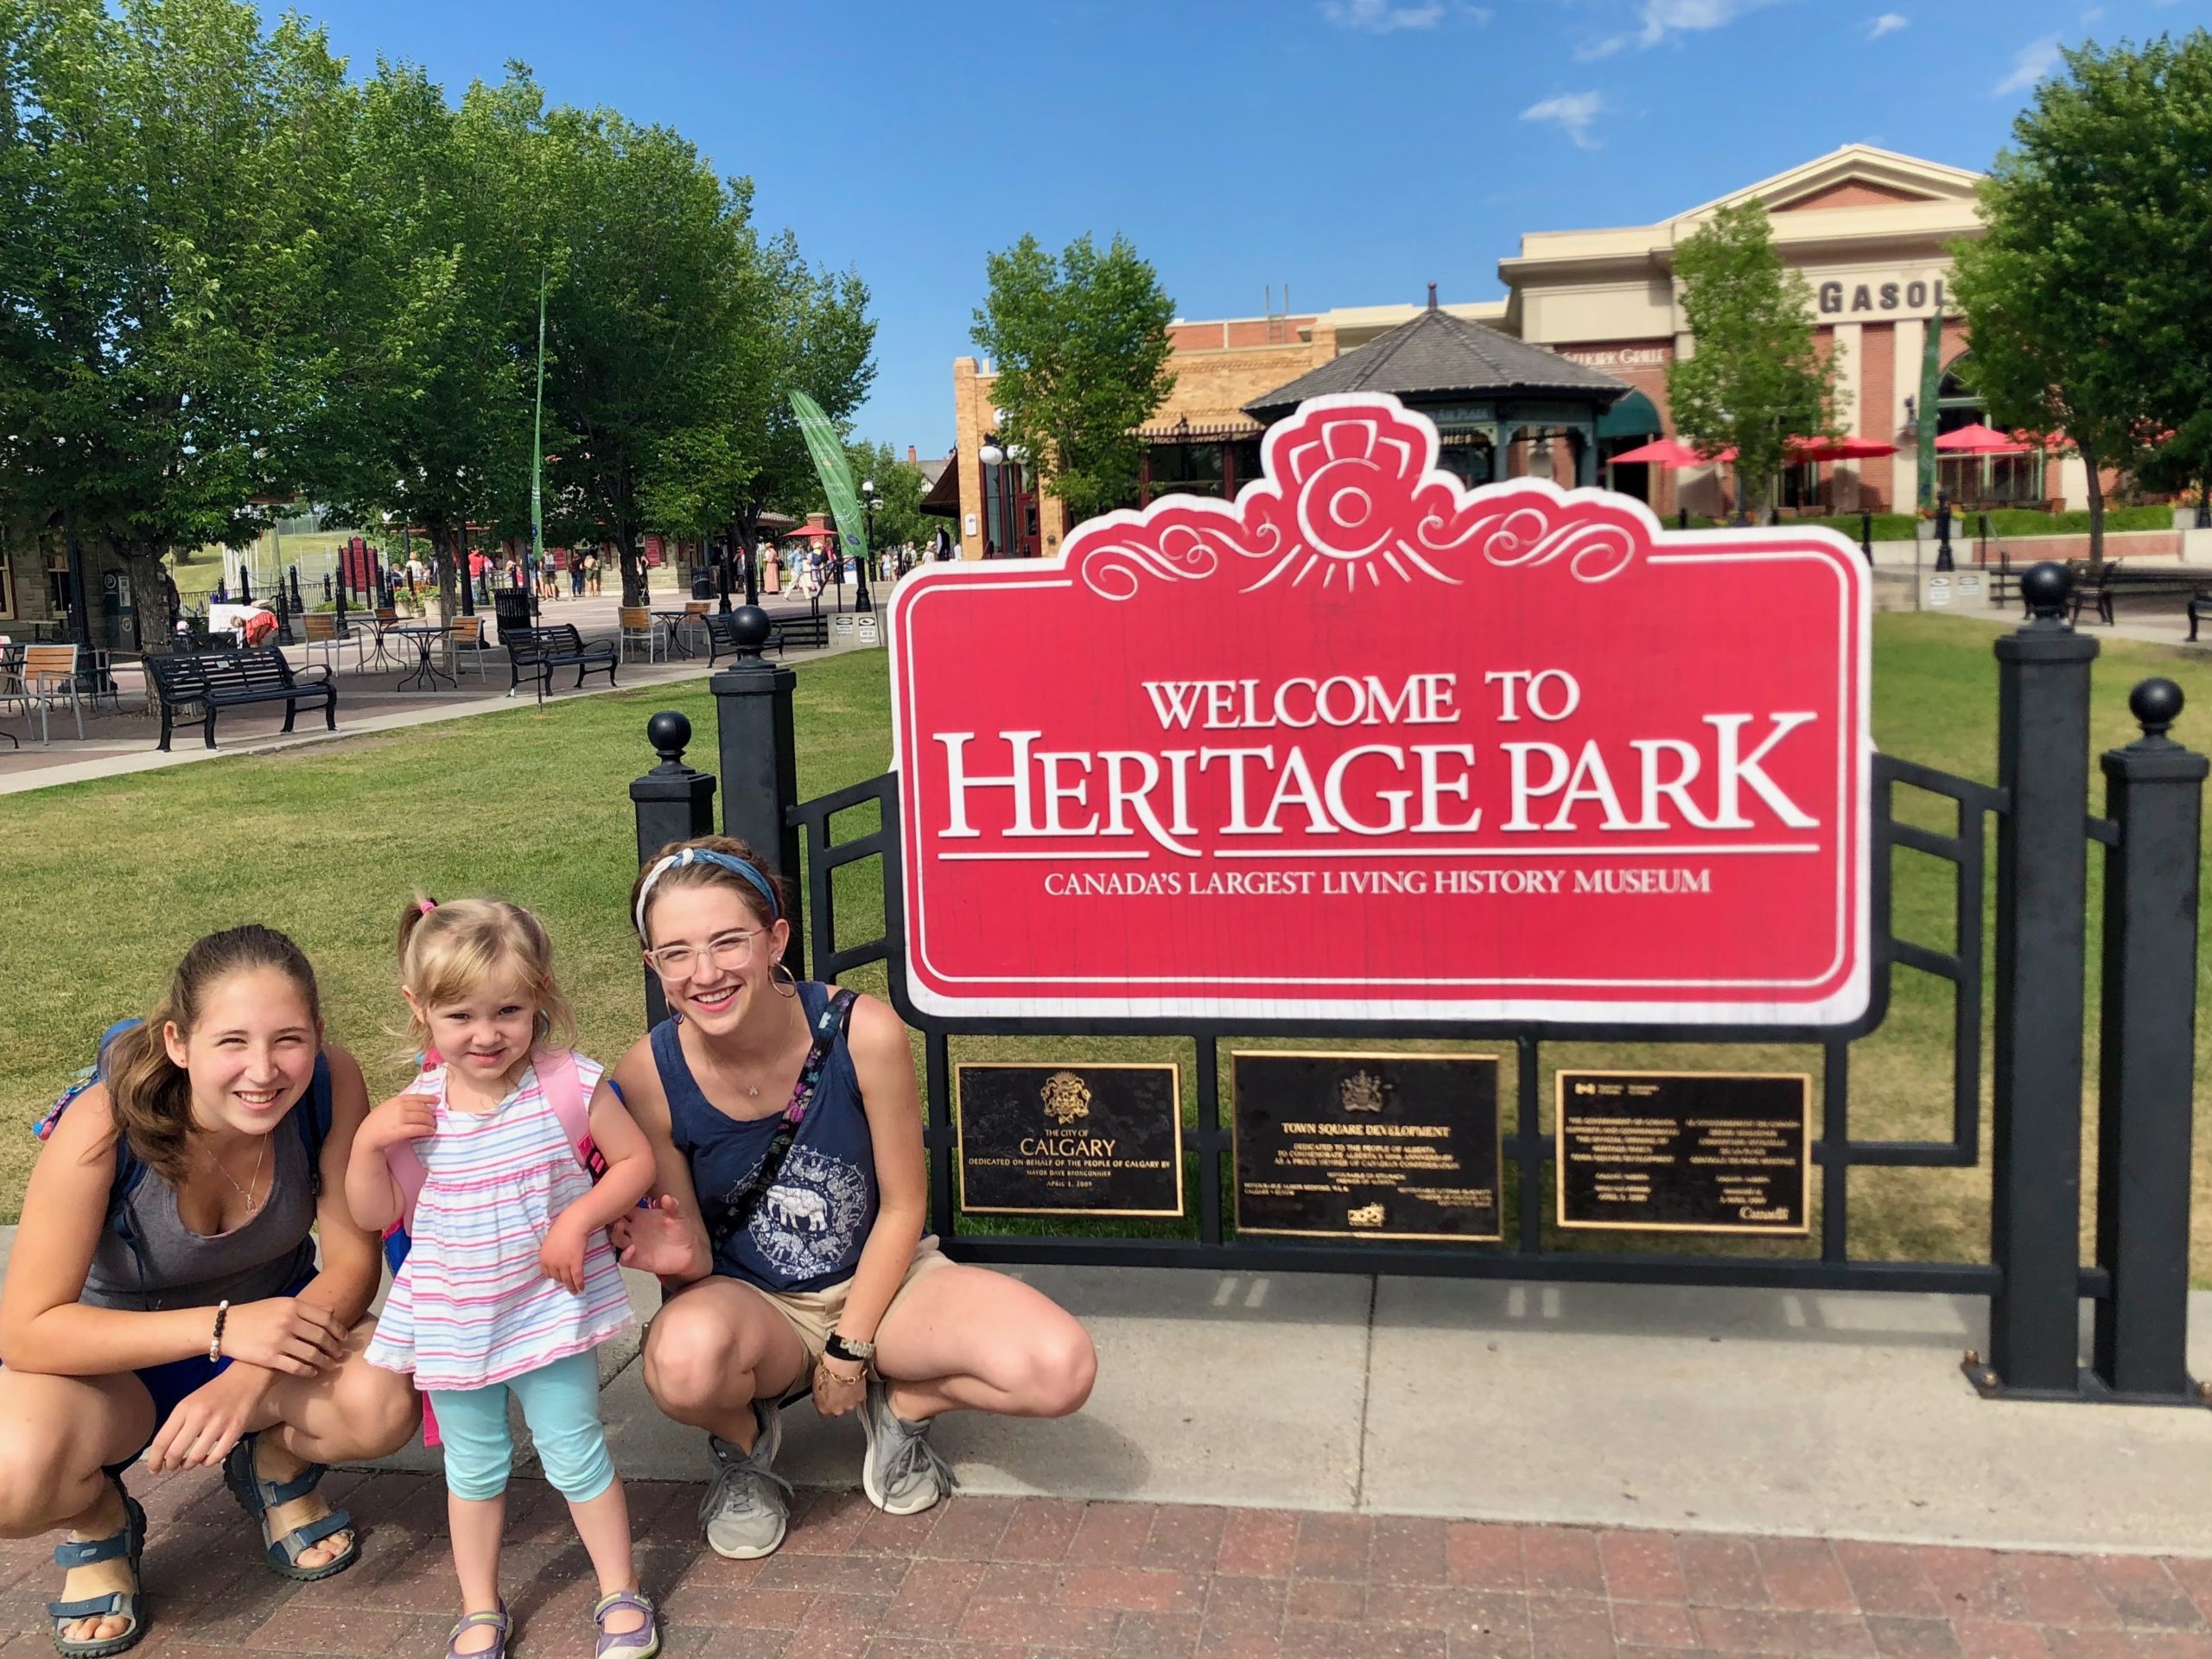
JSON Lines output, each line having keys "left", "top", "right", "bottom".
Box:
{"left": 593, "top": 1589, "right": 658, "bottom": 1659}
{"left": 446, "top": 1604, "right": 507, "bottom": 1659}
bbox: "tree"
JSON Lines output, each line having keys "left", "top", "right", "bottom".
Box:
{"left": 1666, "top": 203, "right": 1842, "bottom": 524}
{"left": 1954, "top": 31, "right": 2212, "bottom": 563}
{"left": 970, "top": 232, "right": 1175, "bottom": 520}
{"left": 315, "top": 62, "right": 553, "bottom": 637}
{"left": 538, "top": 107, "right": 760, "bottom": 605}
{"left": 0, "top": 0, "right": 353, "bottom": 642}
{"left": 836, "top": 441, "right": 931, "bottom": 556}
{"left": 724, "top": 234, "right": 876, "bottom": 582}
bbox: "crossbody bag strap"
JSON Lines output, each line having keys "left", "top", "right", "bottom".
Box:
{"left": 711, "top": 988, "right": 858, "bottom": 1248}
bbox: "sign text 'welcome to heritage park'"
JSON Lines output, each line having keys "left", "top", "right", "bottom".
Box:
{"left": 887, "top": 394, "right": 1870, "bottom": 1026}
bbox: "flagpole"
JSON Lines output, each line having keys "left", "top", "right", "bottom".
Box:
{"left": 531, "top": 268, "right": 547, "bottom": 587}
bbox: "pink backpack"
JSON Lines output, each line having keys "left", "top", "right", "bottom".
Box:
{"left": 383, "top": 1047, "right": 604, "bottom": 1229}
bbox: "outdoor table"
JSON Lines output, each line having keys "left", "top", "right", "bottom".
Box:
{"left": 651, "top": 608, "right": 698, "bottom": 659}
{"left": 0, "top": 643, "right": 24, "bottom": 747}
{"left": 387, "top": 624, "right": 457, "bottom": 691}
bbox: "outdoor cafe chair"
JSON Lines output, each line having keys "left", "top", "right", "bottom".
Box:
{"left": 19, "top": 643, "right": 85, "bottom": 743}
{"left": 619, "top": 607, "right": 662, "bottom": 664}
{"left": 302, "top": 611, "right": 365, "bottom": 675}
{"left": 448, "top": 613, "right": 489, "bottom": 683}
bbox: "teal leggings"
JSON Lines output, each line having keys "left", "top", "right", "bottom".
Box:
{"left": 428, "top": 1351, "right": 614, "bottom": 1504}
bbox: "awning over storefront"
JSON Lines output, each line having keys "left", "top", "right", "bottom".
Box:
{"left": 1132, "top": 410, "right": 1265, "bottom": 443}
{"left": 920, "top": 457, "right": 962, "bottom": 518}
{"left": 1598, "top": 390, "right": 1662, "bottom": 439}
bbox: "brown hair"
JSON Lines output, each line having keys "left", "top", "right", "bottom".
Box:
{"left": 629, "top": 835, "right": 790, "bottom": 945}
{"left": 103, "top": 925, "right": 323, "bottom": 1184}
{"left": 396, "top": 895, "right": 577, "bottom": 1055}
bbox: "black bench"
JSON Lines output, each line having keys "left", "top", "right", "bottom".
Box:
{"left": 770, "top": 611, "right": 830, "bottom": 655}
{"left": 146, "top": 648, "right": 337, "bottom": 751}
{"left": 505, "top": 622, "right": 618, "bottom": 703}
{"left": 702, "top": 609, "right": 832, "bottom": 662}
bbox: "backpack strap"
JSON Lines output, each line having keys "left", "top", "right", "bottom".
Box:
{"left": 534, "top": 1048, "right": 607, "bottom": 1180}
{"left": 295, "top": 1054, "right": 334, "bottom": 1199}
{"left": 708, "top": 988, "right": 858, "bottom": 1249}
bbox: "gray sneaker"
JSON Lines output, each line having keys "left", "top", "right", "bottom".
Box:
{"left": 860, "top": 1379, "right": 957, "bottom": 1516}
{"left": 701, "top": 1403, "right": 792, "bottom": 1559}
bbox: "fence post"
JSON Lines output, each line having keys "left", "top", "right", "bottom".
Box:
{"left": 1986, "top": 561, "right": 2098, "bottom": 1395}
{"left": 2092, "top": 677, "right": 2208, "bottom": 1401}
{"left": 631, "top": 710, "right": 719, "bottom": 1026}
{"left": 1859, "top": 510, "right": 1872, "bottom": 563}
{"left": 710, "top": 605, "right": 806, "bottom": 979}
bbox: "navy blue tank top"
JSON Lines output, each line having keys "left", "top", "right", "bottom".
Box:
{"left": 652, "top": 982, "right": 878, "bottom": 1293}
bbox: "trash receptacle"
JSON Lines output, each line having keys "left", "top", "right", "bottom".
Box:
{"left": 493, "top": 589, "right": 532, "bottom": 644}
{"left": 690, "top": 570, "right": 715, "bottom": 601}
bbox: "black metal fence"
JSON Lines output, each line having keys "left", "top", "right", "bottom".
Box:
{"left": 629, "top": 569, "right": 2207, "bottom": 1407}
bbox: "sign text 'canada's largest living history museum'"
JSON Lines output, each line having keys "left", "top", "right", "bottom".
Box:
{"left": 889, "top": 395, "right": 1871, "bottom": 1026}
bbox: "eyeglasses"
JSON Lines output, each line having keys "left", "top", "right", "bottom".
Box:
{"left": 645, "top": 929, "right": 765, "bottom": 979}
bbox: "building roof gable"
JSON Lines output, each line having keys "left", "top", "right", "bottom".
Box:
{"left": 1676, "top": 143, "right": 1982, "bottom": 220}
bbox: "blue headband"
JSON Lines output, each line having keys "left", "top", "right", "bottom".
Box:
{"left": 635, "top": 848, "right": 780, "bottom": 938}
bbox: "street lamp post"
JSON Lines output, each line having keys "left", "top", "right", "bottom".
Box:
{"left": 856, "top": 479, "right": 878, "bottom": 615}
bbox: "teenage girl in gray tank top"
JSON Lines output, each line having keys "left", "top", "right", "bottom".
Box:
{"left": 0, "top": 926, "right": 419, "bottom": 1658}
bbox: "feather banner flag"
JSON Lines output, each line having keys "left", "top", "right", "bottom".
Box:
{"left": 790, "top": 390, "right": 867, "bottom": 558}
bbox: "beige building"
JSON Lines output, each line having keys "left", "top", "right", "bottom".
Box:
{"left": 942, "top": 145, "right": 2089, "bottom": 560}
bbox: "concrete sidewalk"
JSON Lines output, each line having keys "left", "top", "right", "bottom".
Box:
{"left": 399, "top": 1262, "right": 2212, "bottom": 1557}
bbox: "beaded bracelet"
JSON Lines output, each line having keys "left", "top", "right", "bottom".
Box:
{"left": 209, "top": 1299, "right": 230, "bottom": 1363}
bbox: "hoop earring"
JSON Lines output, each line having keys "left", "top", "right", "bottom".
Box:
{"left": 772, "top": 959, "right": 798, "bottom": 998}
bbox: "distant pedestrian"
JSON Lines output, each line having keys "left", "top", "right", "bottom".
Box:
{"left": 584, "top": 552, "right": 601, "bottom": 596}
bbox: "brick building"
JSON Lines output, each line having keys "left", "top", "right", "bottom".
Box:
{"left": 941, "top": 145, "right": 2094, "bottom": 561}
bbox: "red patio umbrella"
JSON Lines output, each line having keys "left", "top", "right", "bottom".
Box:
{"left": 1605, "top": 437, "right": 1709, "bottom": 467}
{"left": 1787, "top": 435, "right": 1899, "bottom": 461}
{"left": 1935, "top": 423, "right": 2030, "bottom": 455}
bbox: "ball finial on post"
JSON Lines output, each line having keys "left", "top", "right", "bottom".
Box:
{"left": 2020, "top": 561, "right": 2072, "bottom": 621}
{"left": 730, "top": 604, "right": 772, "bottom": 660}
{"left": 646, "top": 709, "right": 692, "bottom": 767}
{"left": 2130, "top": 677, "right": 2183, "bottom": 741}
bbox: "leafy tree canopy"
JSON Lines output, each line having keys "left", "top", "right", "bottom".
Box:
{"left": 1666, "top": 202, "right": 1842, "bottom": 524}
{"left": 970, "top": 232, "right": 1175, "bottom": 521}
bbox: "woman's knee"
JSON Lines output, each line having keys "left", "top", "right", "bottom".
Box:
{"left": 644, "top": 1307, "right": 760, "bottom": 1411}
{"left": 321, "top": 1364, "right": 422, "bottom": 1461}
{"left": 0, "top": 1437, "right": 80, "bottom": 1535}
{"left": 1019, "top": 1320, "right": 1097, "bottom": 1418}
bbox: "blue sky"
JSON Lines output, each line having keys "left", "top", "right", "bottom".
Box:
{"left": 295, "top": 0, "right": 2197, "bottom": 457}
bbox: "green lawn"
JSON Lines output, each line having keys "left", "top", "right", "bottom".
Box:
{"left": 4, "top": 614, "right": 2209, "bottom": 1279}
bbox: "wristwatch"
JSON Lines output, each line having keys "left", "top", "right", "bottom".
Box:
{"left": 823, "top": 1331, "right": 877, "bottom": 1368}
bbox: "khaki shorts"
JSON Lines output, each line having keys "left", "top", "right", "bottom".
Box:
{"left": 750, "top": 1235, "right": 952, "bottom": 1368}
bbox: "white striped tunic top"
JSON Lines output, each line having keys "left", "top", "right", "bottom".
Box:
{"left": 365, "top": 1052, "right": 633, "bottom": 1391}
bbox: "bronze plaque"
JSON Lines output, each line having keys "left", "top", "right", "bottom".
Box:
{"left": 1232, "top": 1051, "right": 1502, "bottom": 1242}
{"left": 1555, "top": 1071, "right": 1811, "bottom": 1235}
{"left": 955, "top": 1064, "right": 1183, "bottom": 1217}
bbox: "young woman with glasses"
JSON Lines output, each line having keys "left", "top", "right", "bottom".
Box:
{"left": 606, "top": 837, "right": 1096, "bottom": 1561}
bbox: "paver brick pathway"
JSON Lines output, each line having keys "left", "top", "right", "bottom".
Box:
{"left": 2, "top": 1466, "right": 2208, "bottom": 1657}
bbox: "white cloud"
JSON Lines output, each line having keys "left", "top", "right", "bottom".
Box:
{"left": 1522, "top": 91, "right": 1606, "bottom": 149}
{"left": 1579, "top": 0, "right": 1777, "bottom": 60}
{"left": 1993, "top": 35, "right": 2063, "bottom": 95}
{"left": 1866, "top": 12, "right": 1908, "bottom": 40}
{"left": 1322, "top": 0, "right": 1447, "bottom": 30}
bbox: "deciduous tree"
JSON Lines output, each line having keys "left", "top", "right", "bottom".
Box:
{"left": 1666, "top": 203, "right": 1841, "bottom": 524}
{"left": 1953, "top": 31, "right": 2212, "bottom": 563}
{"left": 971, "top": 233, "right": 1175, "bottom": 521}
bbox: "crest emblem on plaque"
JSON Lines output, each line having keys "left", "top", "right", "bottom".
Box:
{"left": 1347, "top": 1203, "right": 1387, "bottom": 1228}
{"left": 1340, "top": 1071, "right": 1385, "bottom": 1114}
{"left": 1040, "top": 1071, "right": 1093, "bottom": 1126}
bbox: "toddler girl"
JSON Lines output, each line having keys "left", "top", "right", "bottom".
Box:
{"left": 347, "top": 897, "right": 658, "bottom": 1659}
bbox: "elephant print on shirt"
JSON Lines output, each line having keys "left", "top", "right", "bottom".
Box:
{"left": 746, "top": 1144, "right": 868, "bottom": 1279}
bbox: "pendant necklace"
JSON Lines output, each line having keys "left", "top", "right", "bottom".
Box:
{"left": 206, "top": 1135, "right": 270, "bottom": 1215}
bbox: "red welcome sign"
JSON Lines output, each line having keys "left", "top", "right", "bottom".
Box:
{"left": 888, "top": 394, "right": 1870, "bottom": 1026}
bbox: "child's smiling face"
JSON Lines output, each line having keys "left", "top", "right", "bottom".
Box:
{"left": 413, "top": 969, "right": 538, "bottom": 1084}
